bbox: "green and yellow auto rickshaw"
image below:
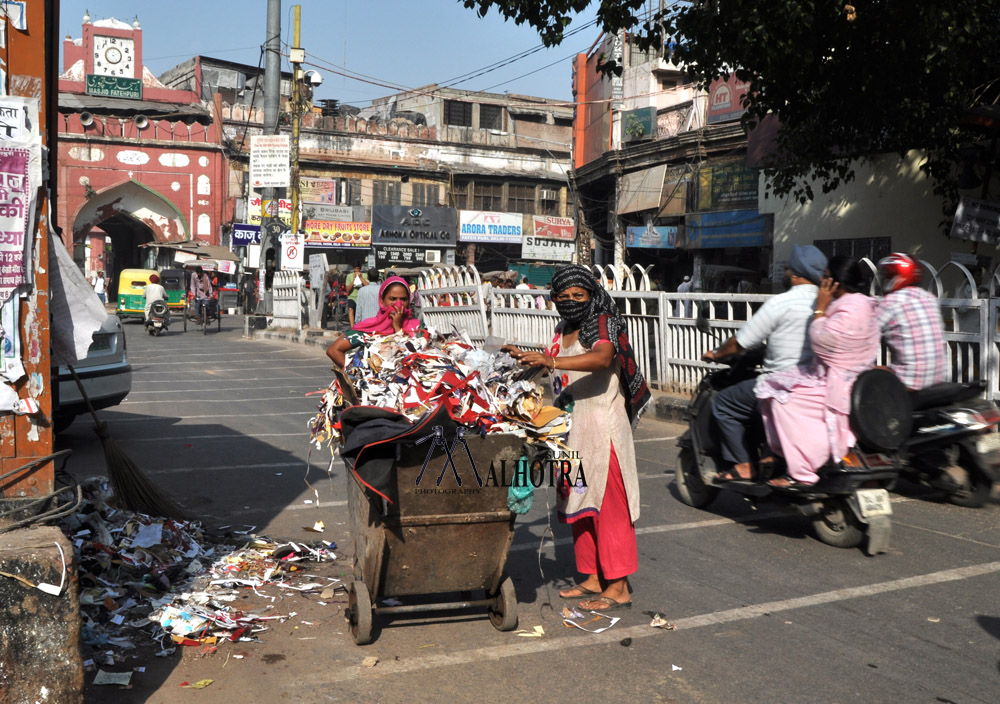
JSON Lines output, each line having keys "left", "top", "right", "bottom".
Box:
{"left": 115, "top": 268, "right": 158, "bottom": 320}
{"left": 159, "top": 268, "right": 188, "bottom": 312}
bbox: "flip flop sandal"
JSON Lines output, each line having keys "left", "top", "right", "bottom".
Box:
{"left": 559, "top": 584, "right": 600, "bottom": 598}
{"left": 766, "top": 477, "right": 814, "bottom": 490}
{"left": 580, "top": 596, "right": 632, "bottom": 612}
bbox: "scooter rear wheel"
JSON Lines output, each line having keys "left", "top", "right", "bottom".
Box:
{"left": 674, "top": 447, "right": 720, "bottom": 508}
{"left": 946, "top": 453, "right": 992, "bottom": 508}
{"left": 812, "top": 498, "right": 864, "bottom": 549}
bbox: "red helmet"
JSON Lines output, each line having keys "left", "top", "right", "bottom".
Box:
{"left": 876, "top": 253, "right": 921, "bottom": 293}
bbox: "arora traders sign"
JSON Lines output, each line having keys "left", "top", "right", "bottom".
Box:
{"left": 459, "top": 210, "right": 522, "bottom": 244}
{"left": 522, "top": 235, "right": 576, "bottom": 262}
{"left": 372, "top": 206, "right": 457, "bottom": 247}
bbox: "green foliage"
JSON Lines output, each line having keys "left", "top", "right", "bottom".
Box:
{"left": 461, "top": 0, "right": 1000, "bottom": 210}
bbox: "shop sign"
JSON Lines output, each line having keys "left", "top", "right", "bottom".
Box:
{"left": 300, "top": 177, "right": 338, "bottom": 204}
{"left": 684, "top": 209, "right": 770, "bottom": 249}
{"left": 372, "top": 206, "right": 457, "bottom": 247}
{"left": 623, "top": 106, "right": 656, "bottom": 143}
{"left": 522, "top": 236, "right": 576, "bottom": 262}
{"left": 375, "top": 245, "right": 454, "bottom": 268}
{"left": 85, "top": 74, "right": 143, "bottom": 100}
{"left": 231, "top": 223, "right": 261, "bottom": 246}
{"left": 303, "top": 220, "right": 371, "bottom": 248}
{"left": 698, "top": 156, "right": 758, "bottom": 211}
{"left": 531, "top": 215, "right": 574, "bottom": 241}
{"left": 950, "top": 197, "right": 1000, "bottom": 243}
{"left": 303, "top": 202, "right": 355, "bottom": 223}
{"left": 707, "top": 74, "right": 749, "bottom": 125}
{"left": 626, "top": 225, "right": 677, "bottom": 249}
{"left": 248, "top": 195, "right": 291, "bottom": 226}
{"left": 459, "top": 210, "right": 522, "bottom": 243}
{"left": 250, "top": 135, "right": 290, "bottom": 188}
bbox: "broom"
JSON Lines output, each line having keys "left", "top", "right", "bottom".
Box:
{"left": 68, "top": 365, "right": 184, "bottom": 519}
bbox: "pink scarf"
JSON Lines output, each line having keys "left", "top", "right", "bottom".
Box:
{"left": 352, "top": 276, "right": 421, "bottom": 335}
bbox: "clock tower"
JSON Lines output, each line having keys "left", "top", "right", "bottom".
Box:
{"left": 82, "top": 15, "right": 143, "bottom": 81}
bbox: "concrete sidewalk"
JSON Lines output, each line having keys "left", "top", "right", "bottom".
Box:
{"left": 248, "top": 325, "right": 690, "bottom": 423}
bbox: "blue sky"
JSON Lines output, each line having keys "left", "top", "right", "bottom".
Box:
{"left": 59, "top": 1, "right": 600, "bottom": 105}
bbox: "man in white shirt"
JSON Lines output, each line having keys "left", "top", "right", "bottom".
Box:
{"left": 676, "top": 275, "right": 692, "bottom": 316}
{"left": 355, "top": 268, "right": 381, "bottom": 323}
{"left": 701, "top": 245, "right": 826, "bottom": 479}
{"left": 92, "top": 271, "right": 108, "bottom": 304}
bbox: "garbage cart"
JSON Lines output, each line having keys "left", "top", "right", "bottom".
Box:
{"left": 341, "top": 408, "right": 522, "bottom": 645}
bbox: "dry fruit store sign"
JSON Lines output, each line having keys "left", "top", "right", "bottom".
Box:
{"left": 303, "top": 220, "right": 371, "bottom": 248}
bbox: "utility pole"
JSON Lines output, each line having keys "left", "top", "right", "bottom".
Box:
{"left": 289, "top": 5, "right": 303, "bottom": 235}
{"left": 258, "top": 0, "right": 282, "bottom": 309}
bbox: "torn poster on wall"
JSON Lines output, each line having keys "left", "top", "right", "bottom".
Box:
{"left": 0, "top": 145, "right": 31, "bottom": 301}
{"left": 0, "top": 292, "right": 23, "bottom": 381}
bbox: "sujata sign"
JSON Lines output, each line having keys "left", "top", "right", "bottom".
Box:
{"left": 459, "top": 210, "right": 522, "bottom": 243}
{"left": 522, "top": 236, "right": 575, "bottom": 262}
{"left": 372, "top": 206, "right": 457, "bottom": 247}
{"left": 532, "top": 215, "right": 574, "bottom": 240}
{"left": 303, "top": 220, "right": 372, "bottom": 248}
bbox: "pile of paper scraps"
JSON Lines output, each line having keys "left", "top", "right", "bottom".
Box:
{"left": 309, "top": 329, "right": 571, "bottom": 451}
{"left": 60, "top": 479, "right": 340, "bottom": 672}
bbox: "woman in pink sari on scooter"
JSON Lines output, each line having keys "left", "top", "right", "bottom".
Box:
{"left": 758, "top": 256, "right": 880, "bottom": 487}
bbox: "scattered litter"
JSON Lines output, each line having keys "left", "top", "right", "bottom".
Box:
{"left": 672, "top": 664, "right": 682, "bottom": 672}
{"left": 514, "top": 625, "right": 545, "bottom": 638}
{"left": 303, "top": 521, "right": 325, "bottom": 533}
{"left": 650, "top": 613, "right": 676, "bottom": 630}
{"left": 418, "top": 644, "right": 435, "bottom": 649}
{"left": 382, "top": 597, "right": 403, "bottom": 606}
{"left": 562, "top": 607, "right": 585, "bottom": 620}
{"left": 321, "top": 587, "right": 335, "bottom": 600}
{"left": 927, "top": 617, "right": 941, "bottom": 623}
{"left": 620, "top": 637, "right": 632, "bottom": 647}
{"left": 563, "top": 611, "right": 620, "bottom": 633}
{"left": 93, "top": 670, "right": 132, "bottom": 686}
{"left": 179, "top": 680, "right": 214, "bottom": 689}
{"left": 362, "top": 656, "right": 379, "bottom": 667}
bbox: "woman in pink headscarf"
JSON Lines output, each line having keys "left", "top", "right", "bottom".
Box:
{"left": 325, "top": 276, "right": 421, "bottom": 368}
{"left": 757, "top": 256, "right": 880, "bottom": 487}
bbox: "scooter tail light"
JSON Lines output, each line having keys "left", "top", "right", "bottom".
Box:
{"left": 842, "top": 451, "right": 865, "bottom": 468}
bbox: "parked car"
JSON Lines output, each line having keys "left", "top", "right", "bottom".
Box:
{"left": 53, "top": 314, "right": 132, "bottom": 433}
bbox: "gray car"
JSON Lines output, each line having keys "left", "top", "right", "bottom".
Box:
{"left": 53, "top": 314, "right": 132, "bottom": 433}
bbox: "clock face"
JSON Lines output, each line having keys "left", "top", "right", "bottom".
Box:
{"left": 92, "top": 35, "right": 135, "bottom": 76}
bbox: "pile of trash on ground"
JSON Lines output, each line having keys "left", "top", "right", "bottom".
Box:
{"left": 308, "top": 329, "right": 571, "bottom": 452}
{"left": 60, "top": 479, "right": 340, "bottom": 673}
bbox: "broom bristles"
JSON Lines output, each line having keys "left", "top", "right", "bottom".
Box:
{"left": 98, "top": 433, "right": 184, "bottom": 519}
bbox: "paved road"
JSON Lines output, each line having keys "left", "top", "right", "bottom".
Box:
{"left": 59, "top": 317, "right": 1000, "bottom": 704}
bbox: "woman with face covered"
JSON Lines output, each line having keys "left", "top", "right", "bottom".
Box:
{"left": 503, "top": 265, "right": 651, "bottom": 612}
{"left": 326, "top": 276, "right": 420, "bottom": 369}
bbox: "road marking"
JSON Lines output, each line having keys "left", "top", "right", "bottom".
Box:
{"left": 313, "top": 560, "right": 1000, "bottom": 682}
{"left": 125, "top": 384, "right": 326, "bottom": 396}
{"left": 228, "top": 500, "right": 347, "bottom": 515}
{"left": 126, "top": 432, "right": 307, "bottom": 443}
{"left": 147, "top": 461, "right": 307, "bottom": 476}
{"left": 132, "top": 358, "right": 323, "bottom": 367}
{"left": 122, "top": 396, "right": 317, "bottom": 405}
{"left": 108, "top": 411, "right": 314, "bottom": 422}
{"left": 131, "top": 375, "right": 325, "bottom": 385}
{"left": 633, "top": 435, "right": 679, "bottom": 444}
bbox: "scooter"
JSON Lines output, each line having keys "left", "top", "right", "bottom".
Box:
{"left": 902, "top": 380, "right": 1000, "bottom": 507}
{"left": 144, "top": 300, "right": 169, "bottom": 336}
{"left": 674, "top": 338, "right": 908, "bottom": 556}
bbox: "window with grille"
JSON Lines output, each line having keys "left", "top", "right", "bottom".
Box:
{"left": 444, "top": 100, "right": 473, "bottom": 127}
{"left": 412, "top": 183, "right": 440, "bottom": 207}
{"left": 473, "top": 182, "right": 503, "bottom": 211}
{"left": 480, "top": 104, "right": 504, "bottom": 131}
{"left": 373, "top": 180, "right": 402, "bottom": 205}
{"left": 451, "top": 181, "right": 470, "bottom": 209}
{"left": 814, "top": 237, "right": 891, "bottom": 263}
{"left": 508, "top": 184, "right": 536, "bottom": 215}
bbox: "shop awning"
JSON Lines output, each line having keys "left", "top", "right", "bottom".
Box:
{"left": 141, "top": 241, "right": 240, "bottom": 262}
{"left": 617, "top": 165, "right": 666, "bottom": 214}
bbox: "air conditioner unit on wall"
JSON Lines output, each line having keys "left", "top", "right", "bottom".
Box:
{"left": 539, "top": 189, "right": 558, "bottom": 201}
{"left": 424, "top": 250, "right": 441, "bottom": 264}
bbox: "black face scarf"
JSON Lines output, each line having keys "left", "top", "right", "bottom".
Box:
{"left": 549, "top": 264, "right": 651, "bottom": 427}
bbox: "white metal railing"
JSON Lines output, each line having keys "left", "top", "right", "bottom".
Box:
{"left": 271, "top": 271, "right": 302, "bottom": 331}
{"left": 416, "top": 263, "right": 1000, "bottom": 399}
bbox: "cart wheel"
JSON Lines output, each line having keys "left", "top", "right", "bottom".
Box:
{"left": 217, "top": 308, "right": 222, "bottom": 331}
{"left": 489, "top": 575, "right": 518, "bottom": 632}
{"left": 182, "top": 310, "right": 187, "bottom": 331}
{"left": 348, "top": 580, "right": 373, "bottom": 645}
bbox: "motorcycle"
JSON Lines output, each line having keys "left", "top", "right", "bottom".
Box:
{"left": 674, "top": 336, "right": 908, "bottom": 556}
{"left": 144, "top": 300, "right": 169, "bottom": 336}
{"left": 902, "top": 380, "right": 1000, "bottom": 507}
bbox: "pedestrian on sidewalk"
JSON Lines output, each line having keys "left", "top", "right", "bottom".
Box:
{"left": 346, "top": 264, "right": 369, "bottom": 327}
{"left": 355, "top": 268, "right": 381, "bottom": 323}
{"left": 503, "top": 264, "right": 650, "bottom": 612}
{"left": 92, "top": 270, "right": 108, "bottom": 304}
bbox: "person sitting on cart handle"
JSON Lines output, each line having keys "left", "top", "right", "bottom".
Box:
{"left": 326, "top": 276, "right": 422, "bottom": 369}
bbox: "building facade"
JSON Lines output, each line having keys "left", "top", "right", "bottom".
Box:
{"left": 56, "top": 14, "right": 232, "bottom": 284}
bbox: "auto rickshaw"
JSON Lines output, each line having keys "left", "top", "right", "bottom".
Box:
{"left": 159, "top": 268, "right": 188, "bottom": 312}
{"left": 115, "top": 268, "right": 158, "bottom": 320}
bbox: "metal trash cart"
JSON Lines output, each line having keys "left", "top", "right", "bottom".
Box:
{"left": 343, "top": 424, "right": 522, "bottom": 645}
